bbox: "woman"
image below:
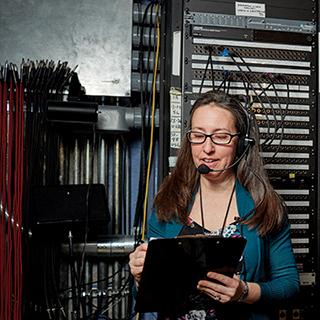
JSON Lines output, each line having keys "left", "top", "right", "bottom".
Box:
{"left": 129, "top": 90, "right": 299, "bottom": 319}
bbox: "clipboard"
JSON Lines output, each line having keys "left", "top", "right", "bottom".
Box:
{"left": 135, "top": 236, "right": 247, "bottom": 313}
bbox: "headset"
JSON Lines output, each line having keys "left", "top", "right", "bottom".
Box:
{"left": 197, "top": 93, "right": 266, "bottom": 223}
{"left": 234, "top": 98, "right": 254, "bottom": 157}
{"left": 197, "top": 96, "right": 254, "bottom": 174}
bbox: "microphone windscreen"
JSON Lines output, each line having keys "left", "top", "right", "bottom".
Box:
{"left": 197, "top": 164, "right": 211, "bottom": 174}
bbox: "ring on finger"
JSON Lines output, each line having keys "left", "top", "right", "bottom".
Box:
{"left": 214, "top": 293, "right": 221, "bottom": 301}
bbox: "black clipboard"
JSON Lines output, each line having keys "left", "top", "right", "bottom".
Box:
{"left": 135, "top": 236, "right": 247, "bottom": 313}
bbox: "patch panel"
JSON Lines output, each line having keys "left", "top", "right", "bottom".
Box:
{"left": 192, "top": 44, "right": 310, "bottom": 61}
{"left": 190, "top": 71, "right": 309, "bottom": 86}
{"left": 260, "top": 134, "right": 310, "bottom": 140}
{"left": 185, "top": 11, "right": 316, "bottom": 34}
{"left": 257, "top": 120, "right": 310, "bottom": 128}
{"left": 263, "top": 146, "right": 310, "bottom": 153}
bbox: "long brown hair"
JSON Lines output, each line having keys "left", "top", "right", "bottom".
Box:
{"left": 153, "top": 90, "right": 284, "bottom": 235}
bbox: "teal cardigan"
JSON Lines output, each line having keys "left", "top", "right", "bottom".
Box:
{"left": 137, "top": 180, "right": 300, "bottom": 319}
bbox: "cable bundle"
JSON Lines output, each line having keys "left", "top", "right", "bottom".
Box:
{"left": 0, "top": 59, "right": 77, "bottom": 320}
{"left": 133, "top": 0, "right": 161, "bottom": 244}
{"left": 0, "top": 63, "right": 24, "bottom": 320}
{"left": 21, "top": 59, "right": 78, "bottom": 319}
{"left": 24, "top": 59, "right": 78, "bottom": 186}
{"left": 198, "top": 45, "right": 290, "bottom": 162}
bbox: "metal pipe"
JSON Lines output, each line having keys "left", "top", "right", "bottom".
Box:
{"left": 132, "top": 50, "right": 160, "bottom": 71}
{"left": 98, "top": 135, "right": 108, "bottom": 312}
{"left": 85, "top": 138, "right": 91, "bottom": 184}
{"left": 132, "top": 26, "right": 157, "bottom": 47}
{"left": 113, "top": 136, "right": 123, "bottom": 318}
{"left": 74, "top": 138, "right": 80, "bottom": 184}
{"left": 133, "top": 3, "right": 161, "bottom": 25}
{"left": 124, "top": 144, "right": 131, "bottom": 235}
{"left": 60, "top": 235, "right": 135, "bottom": 257}
{"left": 46, "top": 100, "right": 98, "bottom": 123}
{"left": 99, "top": 136, "right": 106, "bottom": 184}
{"left": 113, "top": 137, "right": 122, "bottom": 235}
{"left": 59, "top": 137, "right": 66, "bottom": 184}
{"left": 131, "top": 72, "right": 160, "bottom": 92}
{"left": 96, "top": 105, "right": 159, "bottom": 132}
{"left": 85, "top": 259, "right": 92, "bottom": 316}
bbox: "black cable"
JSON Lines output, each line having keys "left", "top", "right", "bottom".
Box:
{"left": 220, "top": 47, "right": 274, "bottom": 145}
{"left": 263, "top": 75, "right": 290, "bottom": 164}
{"left": 87, "top": 311, "right": 137, "bottom": 320}
{"left": 220, "top": 182, "right": 236, "bottom": 236}
{"left": 44, "top": 245, "right": 54, "bottom": 320}
{"left": 134, "top": 2, "right": 151, "bottom": 234}
{"left": 58, "top": 65, "right": 78, "bottom": 96}
{"left": 50, "top": 243, "right": 67, "bottom": 319}
{"left": 92, "top": 272, "right": 134, "bottom": 319}
{"left": 146, "top": 3, "right": 155, "bottom": 110}
{"left": 233, "top": 53, "right": 281, "bottom": 148}
{"left": 199, "top": 45, "right": 214, "bottom": 95}
{"left": 77, "top": 125, "right": 97, "bottom": 319}
{"left": 48, "top": 62, "right": 61, "bottom": 100}
{"left": 258, "top": 73, "right": 282, "bottom": 140}
{"left": 216, "top": 70, "right": 231, "bottom": 91}
{"left": 199, "top": 182, "right": 205, "bottom": 235}
{"left": 226, "top": 70, "right": 232, "bottom": 95}
{"left": 69, "top": 230, "right": 79, "bottom": 319}
{"left": 84, "top": 269, "right": 132, "bottom": 320}
{"left": 55, "top": 62, "right": 69, "bottom": 100}
{"left": 133, "top": 1, "right": 159, "bottom": 241}
{"left": 75, "top": 258, "right": 130, "bottom": 290}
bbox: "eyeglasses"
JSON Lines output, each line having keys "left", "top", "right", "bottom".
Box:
{"left": 186, "top": 131, "right": 241, "bottom": 145}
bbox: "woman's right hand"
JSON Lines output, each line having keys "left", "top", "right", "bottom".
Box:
{"left": 129, "top": 242, "right": 149, "bottom": 289}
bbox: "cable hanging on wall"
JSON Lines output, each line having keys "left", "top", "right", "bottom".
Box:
{"left": 0, "top": 62, "right": 24, "bottom": 320}
{"left": 0, "top": 58, "right": 79, "bottom": 320}
{"left": 133, "top": 0, "right": 161, "bottom": 245}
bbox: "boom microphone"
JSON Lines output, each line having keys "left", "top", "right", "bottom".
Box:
{"left": 197, "top": 164, "right": 212, "bottom": 174}
{"left": 197, "top": 140, "right": 253, "bottom": 174}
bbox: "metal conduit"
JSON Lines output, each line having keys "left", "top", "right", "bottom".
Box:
{"left": 113, "top": 136, "right": 123, "bottom": 318}
{"left": 124, "top": 143, "right": 131, "bottom": 236}
{"left": 132, "top": 26, "right": 158, "bottom": 47}
{"left": 123, "top": 142, "right": 131, "bottom": 317}
{"left": 113, "top": 136, "right": 123, "bottom": 236}
{"left": 132, "top": 51, "right": 160, "bottom": 71}
{"left": 133, "top": 3, "right": 161, "bottom": 25}
{"left": 98, "top": 135, "right": 108, "bottom": 316}
{"left": 60, "top": 236, "right": 135, "bottom": 257}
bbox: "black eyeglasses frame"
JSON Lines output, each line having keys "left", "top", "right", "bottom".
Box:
{"left": 186, "top": 130, "right": 241, "bottom": 145}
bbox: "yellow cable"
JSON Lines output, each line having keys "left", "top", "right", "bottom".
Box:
{"left": 136, "top": 7, "right": 160, "bottom": 320}
{"left": 141, "top": 3, "right": 160, "bottom": 242}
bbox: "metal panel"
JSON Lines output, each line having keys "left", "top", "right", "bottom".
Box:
{"left": 0, "top": 0, "right": 132, "bottom": 97}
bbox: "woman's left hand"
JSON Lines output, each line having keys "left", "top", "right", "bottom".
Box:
{"left": 197, "top": 272, "right": 245, "bottom": 304}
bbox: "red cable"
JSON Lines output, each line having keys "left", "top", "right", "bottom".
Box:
{"left": 1, "top": 80, "right": 7, "bottom": 320}
{"left": 1, "top": 72, "right": 27, "bottom": 320}
{"left": 6, "top": 81, "right": 14, "bottom": 320}
{"left": 0, "top": 78, "right": 4, "bottom": 320}
{"left": 13, "top": 82, "right": 18, "bottom": 320}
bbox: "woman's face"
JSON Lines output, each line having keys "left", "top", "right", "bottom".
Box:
{"left": 190, "top": 104, "right": 238, "bottom": 181}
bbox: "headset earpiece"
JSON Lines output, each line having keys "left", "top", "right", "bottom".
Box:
{"left": 234, "top": 100, "right": 253, "bottom": 157}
